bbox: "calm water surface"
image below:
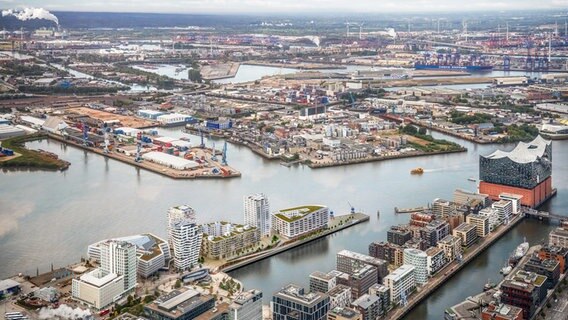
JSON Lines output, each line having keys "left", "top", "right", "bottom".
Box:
{"left": 0, "top": 129, "right": 566, "bottom": 320}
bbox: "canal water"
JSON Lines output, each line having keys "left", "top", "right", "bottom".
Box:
{"left": 0, "top": 128, "right": 566, "bottom": 318}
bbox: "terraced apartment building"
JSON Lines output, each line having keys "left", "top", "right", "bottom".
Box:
{"left": 271, "top": 205, "right": 329, "bottom": 239}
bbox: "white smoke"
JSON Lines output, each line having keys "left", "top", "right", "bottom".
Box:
{"left": 386, "top": 28, "right": 397, "bottom": 39}
{"left": 38, "top": 305, "right": 92, "bottom": 320}
{"left": 2, "top": 7, "right": 59, "bottom": 25}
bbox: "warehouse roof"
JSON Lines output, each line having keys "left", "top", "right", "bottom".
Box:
{"left": 142, "top": 152, "right": 199, "bottom": 169}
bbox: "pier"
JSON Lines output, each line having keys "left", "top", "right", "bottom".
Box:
{"left": 523, "top": 204, "right": 566, "bottom": 223}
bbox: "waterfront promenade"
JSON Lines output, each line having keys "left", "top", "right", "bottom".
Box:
{"left": 389, "top": 212, "right": 525, "bottom": 320}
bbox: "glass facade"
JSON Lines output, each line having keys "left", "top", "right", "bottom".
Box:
{"left": 479, "top": 139, "right": 552, "bottom": 189}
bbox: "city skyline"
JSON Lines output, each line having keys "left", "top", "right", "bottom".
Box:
{"left": 1, "top": 0, "right": 568, "bottom": 14}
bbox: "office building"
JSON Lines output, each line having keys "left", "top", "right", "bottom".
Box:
{"left": 244, "top": 193, "right": 271, "bottom": 237}
{"left": 87, "top": 233, "right": 170, "bottom": 278}
{"left": 466, "top": 214, "right": 490, "bottom": 238}
{"left": 383, "top": 265, "right": 416, "bottom": 306}
{"left": 523, "top": 257, "right": 560, "bottom": 289}
{"left": 201, "top": 221, "right": 260, "bottom": 260}
{"left": 549, "top": 226, "right": 568, "bottom": 248}
{"left": 310, "top": 270, "right": 342, "bottom": 293}
{"left": 168, "top": 205, "right": 202, "bottom": 271}
{"left": 351, "top": 294, "right": 379, "bottom": 320}
{"left": 492, "top": 200, "right": 513, "bottom": 224}
{"left": 538, "top": 246, "right": 568, "bottom": 273}
{"left": 327, "top": 284, "right": 352, "bottom": 309}
{"left": 479, "top": 136, "right": 553, "bottom": 208}
{"left": 271, "top": 205, "right": 329, "bottom": 239}
{"left": 272, "top": 284, "right": 330, "bottom": 320}
{"left": 387, "top": 226, "right": 412, "bottom": 246}
{"left": 229, "top": 289, "right": 263, "bottom": 320}
{"left": 403, "top": 249, "right": 428, "bottom": 285}
{"left": 437, "top": 235, "right": 462, "bottom": 262}
{"left": 342, "top": 265, "right": 378, "bottom": 299}
{"left": 336, "top": 250, "right": 388, "bottom": 284}
{"left": 501, "top": 270, "right": 547, "bottom": 320}
{"left": 72, "top": 240, "right": 137, "bottom": 310}
{"left": 425, "top": 247, "right": 447, "bottom": 276}
{"left": 453, "top": 223, "right": 478, "bottom": 248}
{"left": 144, "top": 289, "right": 215, "bottom": 320}
{"left": 327, "top": 307, "right": 362, "bottom": 320}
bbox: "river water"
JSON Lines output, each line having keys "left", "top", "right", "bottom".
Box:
{"left": 0, "top": 126, "right": 566, "bottom": 318}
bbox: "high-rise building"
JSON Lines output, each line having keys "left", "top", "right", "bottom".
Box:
{"left": 244, "top": 193, "right": 271, "bottom": 237}
{"left": 402, "top": 249, "right": 428, "bottom": 285}
{"left": 478, "top": 207, "right": 501, "bottom": 232}
{"left": 168, "top": 205, "right": 202, "bottom": 271}
{"left": 479, "top": 136, "right": 553, "bottom": 208}
{"left": 272, "top": 284, "right": 330, "bottom": 320}
{"left": 99, "top": 241, "right": 137, "bottom": 292}
{"left": 419, "top": 220, "right": 450, "bottom": 248}
{"left": 368, "top": 284, "right": 390, "bottom": 316}
{"left": 229, "top": 289, "right": 263, "bottom": 320}
{"left": 310, "top": 270, "right": 342, "bottom": 293}
{"left": 327, "top": 284, "right": 352, "bottom": 309}
{"left": 72, "top": 240, "right": 137, "bottom": 310}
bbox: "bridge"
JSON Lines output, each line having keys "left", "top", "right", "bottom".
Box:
{"left": 522, "top": 207, "right": 567, "bottom": 222}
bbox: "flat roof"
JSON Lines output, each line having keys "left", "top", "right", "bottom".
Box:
{"left": 158, "top": 289, "right": 200, "bottom": 311}
{"left": 384, "top": 264, "right": 415, "bottom": 282}
{"left": 79, "top": 270, "right": 119, "bottom": 287}
{"left": 0, "top": 279, "right": 20, "bottom": 292}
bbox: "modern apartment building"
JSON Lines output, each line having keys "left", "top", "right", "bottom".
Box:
{"left": 244, "top": 193, "right": 271, "bottom": 237}
{"left": 200, "top": 221, "right": 260, "bottom": 260}
{"left": 453, "top": 223, "right": 478, "bottom": 248}
{"left": 437, "top": 235, "right": 462, "bottom": 262}
{"left": 383, "top": 265, "right": 416, "bottom": 306}
{"left": 466, "top": 214, "right": 490, "bottom": 238}
{"left": 168, "top": 205, "right": 202, "bottom": 271}
{"left": 336, "top": 250, "right": 389, "bottom": 284}
{"left": 402, "top": 249, "right": 428, "bottom": 285}
{"left": 272, "top": 205, "right": 329, "bottom": 239}
{"left": 229, "top": 289, "right": 263, "bottom": 320}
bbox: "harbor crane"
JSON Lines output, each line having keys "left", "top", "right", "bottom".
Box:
{"left": 102, "top": 123, "right": 111, "bottom": 154}
{"left": 347, "top": 202, "right": 355, "bottom": 214}
{"left": 199, "top": 128, "right": 205, "bottom": 148}
{"left": 211, "top": 139, "right": 218, "bottom": 162}
{"left": 82, "top": 121, "right": 89, "bottom": 147}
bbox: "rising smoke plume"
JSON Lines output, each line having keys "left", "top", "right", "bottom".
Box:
{"left": 38, "top": 305, "right": 92, "bottom": 320}
{"left": 1, "top": 7, "right": 59, "bottom": 25}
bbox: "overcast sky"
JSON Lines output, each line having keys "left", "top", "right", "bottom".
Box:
{"left": 2, "top": 0, "right": 568, "bottom": 13}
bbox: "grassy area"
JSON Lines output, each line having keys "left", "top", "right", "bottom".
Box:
{"left": 401, "top": 125, "right": 465, "bottom": 152}
{"left": 0, "top": 134, "right": 69, "bottom": 170}
{"left": 496, "top": 124, "right": 539, "bottom": 143}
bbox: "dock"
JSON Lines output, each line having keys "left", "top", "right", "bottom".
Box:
{"left": 47, "top": 133, "right": 241, "bottom": 180}
{"left": 394, "top": 206, "right": 428, "bottom": 214}
{"left": 222, "top": 213, "right": 370, "bottom": 273}
{"left": 387, "top": 213, "right": 526, "bottom": 320}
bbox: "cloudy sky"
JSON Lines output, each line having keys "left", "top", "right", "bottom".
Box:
{"left": 1, "top": 0, "right": 568, "bottom": 13}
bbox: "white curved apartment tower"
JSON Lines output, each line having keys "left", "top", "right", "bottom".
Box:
{"left": 244, "top": 193, "right": 271, "bottom": 237}
{"left": 167, "top": 205, "right": 202, "bottom": 271}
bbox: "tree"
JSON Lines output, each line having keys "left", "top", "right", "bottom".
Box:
{"left": 188, "top": 69, "right": 203, "bottom": 83}
{"left": 174, "top": 279, "right": 181, "bottom": 289}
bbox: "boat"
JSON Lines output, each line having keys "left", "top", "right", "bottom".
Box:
{"left": 414, "top": 63, "right": 493, "bottom": 71}
{"left": 467, "top": 177, "right": 476, "bottom": 182}
{"left": 508, "top": 239, "right": 529, "bottom": 266}
{"left": 540, "top": 123, "right": 568, "bottom": 140}
{"left": 483, "top": 279, "right": 496, "bottom": 291}
{"left": 411, "top": 167, "right": 424, "bottom": 175}
{"left": 500, "top": 265, "right": 512, "bottom": 275}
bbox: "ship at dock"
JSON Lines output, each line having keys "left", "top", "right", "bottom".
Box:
{"left": 508, "top": 239, "right": 529, "bottom": 266}
{"left": 414, "top": 52, "right": 493, "bottom": 71}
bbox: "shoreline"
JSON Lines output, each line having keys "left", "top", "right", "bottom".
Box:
{"left": 47, "top": 133, "right": 242, "bottom": 180}
{"left": 222, "top": 212, "right": 370, "bottom": 273}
